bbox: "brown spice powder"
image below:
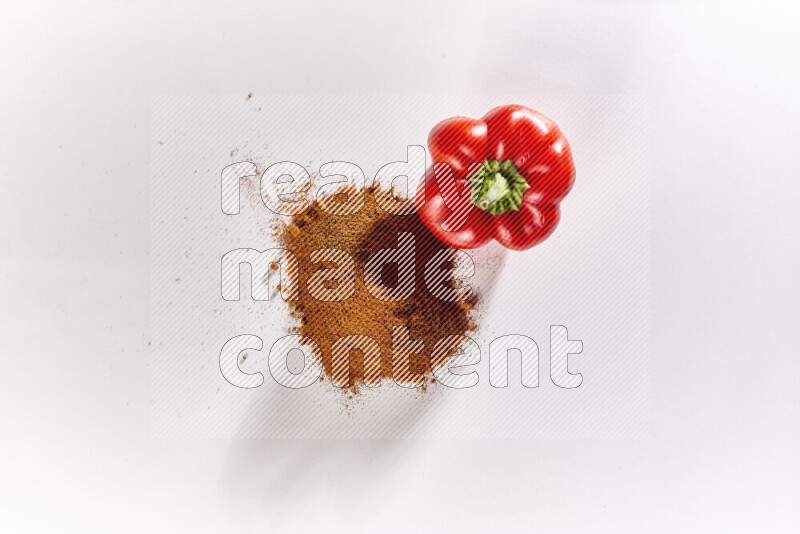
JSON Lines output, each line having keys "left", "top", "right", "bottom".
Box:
{"left": 276, "top": 186, "right": 480, "bottom": 393}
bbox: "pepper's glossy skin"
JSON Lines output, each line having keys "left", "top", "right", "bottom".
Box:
{"left": 417, "top": 105, "right": 575, "bottom": 250}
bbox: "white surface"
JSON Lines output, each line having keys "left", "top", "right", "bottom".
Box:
{"left": 2, "top": 1, "right": 799, "bottom": 532}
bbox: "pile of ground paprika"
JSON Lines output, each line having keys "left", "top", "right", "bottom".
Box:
{"left": 275, "top": 186, "right": 480, "bottom": 393}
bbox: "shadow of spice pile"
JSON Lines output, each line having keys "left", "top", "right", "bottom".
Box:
{"left": 276, "top": 187, "right": 479, "bottom": 393}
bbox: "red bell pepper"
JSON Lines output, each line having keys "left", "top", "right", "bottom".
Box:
{"left": 416, "top": 104, "right": 575, "bottom": 250}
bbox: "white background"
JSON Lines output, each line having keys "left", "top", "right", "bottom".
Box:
{"left": 1, "top": 1, "right": 799, "bottom": 532}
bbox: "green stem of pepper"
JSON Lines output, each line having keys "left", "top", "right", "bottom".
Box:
{"left": 469, "top": 159, "right": 530, "bottom": 216}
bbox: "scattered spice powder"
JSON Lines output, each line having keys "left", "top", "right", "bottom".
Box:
{"left": 276, "top": 186, "right": 480, "bottom": 393}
